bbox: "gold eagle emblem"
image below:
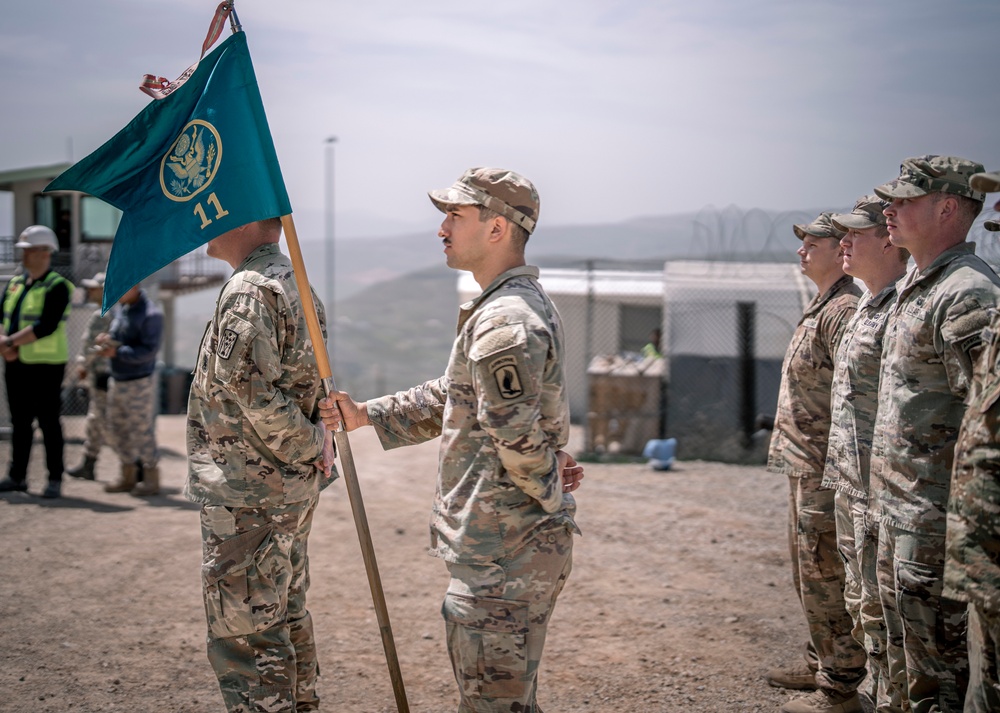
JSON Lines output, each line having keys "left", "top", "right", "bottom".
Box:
{"left": 160, "top": 119, "right": 222, "bottom": 202}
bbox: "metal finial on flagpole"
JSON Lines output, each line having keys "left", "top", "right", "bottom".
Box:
{"left": 227, "top": 3, "right": 243, "bottom": 33}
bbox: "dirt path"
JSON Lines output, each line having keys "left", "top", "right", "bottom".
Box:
{"left": 0, "top": 417, "right": 809, "bottom": 712}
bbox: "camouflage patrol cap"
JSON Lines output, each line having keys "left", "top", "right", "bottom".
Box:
{"left": 874, "top": 155, "right": 986, "bottom": 203}
{"left": 793, "top": 212, "right": 846, "bottom": 240}
{"left": 429, "top": 167, "right": 540, "bottom": 234}
{"left": 831, "top": 195, "right": 889, "bottom": 232}
{"left": 970, "top": 170, "right": 1000, "bottom": 194}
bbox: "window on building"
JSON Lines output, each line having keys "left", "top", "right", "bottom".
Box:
{"left": 80, "top": 196, "right": 122, "bottom": 241}
{"left": 33, "top": 193, "right": 73, "bottom": 251}
{"left": 620, "top": 304, "right": 662, "bottom": 355}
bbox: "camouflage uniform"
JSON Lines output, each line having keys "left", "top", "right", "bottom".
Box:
{"left": 823, "top": 284, "right": 898, "bottom": 708}
{"left": 77, "top": 305, "right": 113, "bottom": 460}
{"left": 821, "top": 197, "right": 899, "bottom": 710}
{"left": 106, "top": 289, "right": 163, "bottom": 471}
{"left": 945, "top": 169, "right": 1000, "bottom": 713}
{"left": 186, "top": 243, "right": 334, "bottom": 713}
{"left": 870, "top": 157, "right": 1000, "bottom": 713}
{"left": 369, "top": 265, "right": 577, "bottom": 713}
{"left": 768, "top": 211, "right": 865, "bottom": 696}
{"left": 366, "top": 166, "right": 577, "bottom": 713}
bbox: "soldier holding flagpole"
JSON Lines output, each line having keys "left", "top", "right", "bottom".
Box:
{"left": 45, "top": 4, "right": 414, "bottom": 710}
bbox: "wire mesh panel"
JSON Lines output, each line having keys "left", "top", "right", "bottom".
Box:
{"left": 534, "top": 261, "right": 810, "bottom": 463}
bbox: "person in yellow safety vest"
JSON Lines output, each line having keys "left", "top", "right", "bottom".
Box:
{"left": 0, "top": 226, "right": 73, "bottom": 498}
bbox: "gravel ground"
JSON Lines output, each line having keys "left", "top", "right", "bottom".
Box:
{"left": 0, "top": 416, "right": 811, "bottom": 712}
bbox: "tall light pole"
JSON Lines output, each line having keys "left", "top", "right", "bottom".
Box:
{"left": 324, "top": 136, "right": 337, "bottom": 374}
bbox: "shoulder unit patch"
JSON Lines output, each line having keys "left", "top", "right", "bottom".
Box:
{"left": 218, "top": 328, "right": 239, "bottom": 360}
{"left": 490, "top": 355, "right": 524, "bottom": 400}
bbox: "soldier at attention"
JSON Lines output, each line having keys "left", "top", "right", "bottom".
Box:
{"left": 185, "top": 218, "right": 336, "bottom": 712}
{"left": 320, "top": 167, "right": 584, "bottom": 713}
{"left": 945, "top": 168, "right": 1000, "bottom": 713}
{"left": 869, "top": 156, "right": 1000, "bottom": 713}
{"left": 766, "top": 211, "right": 865, "bottom": 713}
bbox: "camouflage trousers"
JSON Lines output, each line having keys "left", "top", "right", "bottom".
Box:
{"left": 787, "top": 476, "right": 867, "bottom": 694}
{"left": 107, "top": 374, "right": 158, "bottom": 468}
{"left": 966, "top": 603, "right": 1000, "bottom": 713}
{"left": 876, "top": 525, "right": 968, "bottom": 713}
{"left": 200, "top": 497, "right": 320, "bottom": 713}
{"left": 835, "top": 492, "right": 893, "bottom": 710}
{"left": 443, "top": 524, "right": 574, "bottom": 713}
{"left": 82, "top": 381, "right": 109, "bottom": 459}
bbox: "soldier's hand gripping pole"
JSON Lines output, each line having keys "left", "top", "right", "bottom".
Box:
{"left": 280, "top": 214, "right": 411, "bottom": 713}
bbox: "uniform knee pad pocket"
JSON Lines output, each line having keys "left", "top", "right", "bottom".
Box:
{"left": 443, "top": 592, "right": 529, "bottom": 700}
{"left": 202, "top": 523, "right": 281, "bottom": 638}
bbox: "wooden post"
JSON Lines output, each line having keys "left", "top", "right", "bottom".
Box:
{"left": 280, "top": 214, "right": 410, "bottom": 713}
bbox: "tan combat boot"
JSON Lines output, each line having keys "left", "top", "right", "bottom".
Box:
{"left": 104, "top": 462, "right": 139, "bottom": 493}
{"left": 131, "top": 465, "right": 160, "bottom": 496}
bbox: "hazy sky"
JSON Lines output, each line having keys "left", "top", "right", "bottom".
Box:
{"left": 1, "top": 0, "right": 998, "bottom": 240}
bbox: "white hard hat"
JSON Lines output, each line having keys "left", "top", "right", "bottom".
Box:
{"left": 15, "top": 225, "right": 59, "bottom": 253}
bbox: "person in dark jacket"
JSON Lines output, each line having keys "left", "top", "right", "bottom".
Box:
{"left": 97, "top": 284, "right": 163, "bottom": 495}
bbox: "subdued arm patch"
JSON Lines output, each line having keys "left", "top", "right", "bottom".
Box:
{"left": 218, "top": 329, "right": 239, "bottom": 359}
{"left": 213, "top": 314, "right": 258, "bottom": 386}
{"left": 489, "top": 354, "right": 525, "bottom": 400}
{"left": 942, "top": 298, "right": 992, "bottom": 353}
{"left": 469, "top": 322, "right": 536, "bottom": 406}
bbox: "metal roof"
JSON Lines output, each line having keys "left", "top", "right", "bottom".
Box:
{"left": 0, "top": 163, "right": 73, "bottom": 191}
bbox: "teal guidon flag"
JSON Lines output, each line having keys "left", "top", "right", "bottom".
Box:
{"left": 45, "top": 30, "right": 290, "bottom": 312}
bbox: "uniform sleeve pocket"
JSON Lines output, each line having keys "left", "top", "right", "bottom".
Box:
{"left": 442, "top": 592, "right": 529, "bottom": 700}
{"left": 201, "top": 524, "right": 279, "bottom": 638}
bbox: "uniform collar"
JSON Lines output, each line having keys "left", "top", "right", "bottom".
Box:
{"left": 859, "top": 280, "right": 899, "bottom": 312}
{"left": 803, "top": 274, "right": 855, "bottom": 317}
{"left": 461, "top": 265, "right": 539, "bottom": 312}
{"left": 236, "top": 243, "right": 282, "bottom": 273}
{"left": 898, "top": 241, "right": 976, "bottom": 295}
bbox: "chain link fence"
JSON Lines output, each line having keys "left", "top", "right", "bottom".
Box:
{"left": 537, "top": 261, "right": 807, "bottom": 465}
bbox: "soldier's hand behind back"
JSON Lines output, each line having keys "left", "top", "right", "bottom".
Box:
{"left": 556, "top": 450, "right": 584, "bottom": 493}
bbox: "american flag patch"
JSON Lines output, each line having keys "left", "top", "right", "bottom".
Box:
{"left": 218, "top": 328, "right": 239, "bottom": 359}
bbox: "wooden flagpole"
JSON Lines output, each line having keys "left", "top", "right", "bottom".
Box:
{"left": 281, "top": 214, "right": 411, "bottom": 713}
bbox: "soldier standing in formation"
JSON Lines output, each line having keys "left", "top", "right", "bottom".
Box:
{"left": 320, "top": 167, "right": 584, "bottom": 713}
{"left": 766, "top": 212, "right": 866, "bottom": 713}
{"left": 868, "top": 156, "right": 1000, "bottom": 713}
{"left": 185, "top": 218, "right": 335, "bottom": 713}
{"left": 822, "top": 196, "right": 909, "bottom": 711}
{"left": 67, "top": 272, "right": 113, "bottom": 481}
{"left": 945, "top": 169, "right": 1000, "bottom": 713}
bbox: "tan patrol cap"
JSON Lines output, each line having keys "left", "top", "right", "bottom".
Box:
{"left": 973, "top": 172, "right": 1000, "bottom": 232}
{"left": 874, "top": 155, "right": 986, "bottom": 203}
{"left": 831, "top": 195, "right": 888, "bottom": 232}
{"left": 793, "top": 212, "right": 846, "bottom": 240}
{"left": 970, "top": 170, "right": 1000, "bottom": 194}
{"left": 429, "top": 168, "right": 540, "bottom": 234}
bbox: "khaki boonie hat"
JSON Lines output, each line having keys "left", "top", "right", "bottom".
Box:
{"left": 429, "top": 167, "right": 540, "bottom": 234}
{"left": 874, "top": 155, "right": 986, "bottom": 203}
{"left": 793, "top": 212, "right": 846, "bottom": 240}
{"left": 81, "top": 272, "right": 106, "bottom": 289}
{"left": 831, "top": 194, "right": 889, "bottom": 232}
{"left": 970, "top": 170, "right": 1000, "bottom": 194}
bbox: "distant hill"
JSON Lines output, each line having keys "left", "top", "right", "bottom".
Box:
{"left": 172, "top": 205, "right": 820, "bottom": 387}
{"left": 332, "top": 205, "right": 818, "bottom": 300}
